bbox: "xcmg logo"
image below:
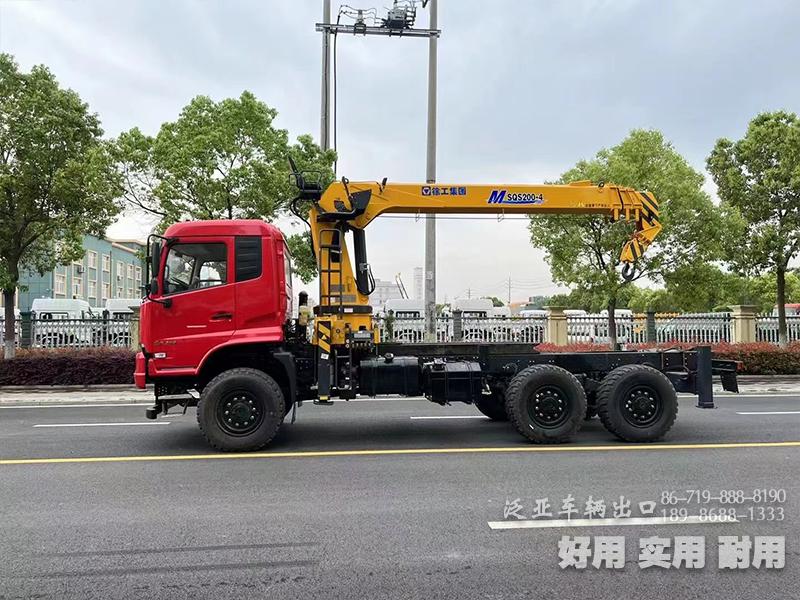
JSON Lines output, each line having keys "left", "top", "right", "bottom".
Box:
{"left": 487, "top": 190, "right": 545, "bottom": 205}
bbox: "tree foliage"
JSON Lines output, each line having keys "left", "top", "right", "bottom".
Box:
{"left": 0, "top": 54, "right": 121, "bottom": 357}
{"left": 707, "top": 110, "right": 800, "bottom": 347}
{"left": 545, "top": 269, "right": 800, "bottom": 315}
{"left": 483, "top": 296, "right": 504, "bottom": 307}
{"left": 113, "top": 92, "right": 335, "bottom": 279}
{"left": 529, "top": 129, "right": 723, "bottom": 344}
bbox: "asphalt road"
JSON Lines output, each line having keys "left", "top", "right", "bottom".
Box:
{"left": 1, "top": 393, "right": 799, "bottom": 599}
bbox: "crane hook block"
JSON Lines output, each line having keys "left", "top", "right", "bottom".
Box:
{"left": 621, "top": 263, "right": 636, "bottom": 282}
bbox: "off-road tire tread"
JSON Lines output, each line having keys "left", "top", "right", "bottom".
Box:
{"left": 505, "top": 365, "right": 587, "bottom": 444}
{"left": 596, "top": 364, "right": 678, "bottom": 443}
{"left": 197, "top": 367, "right": 285, "bottom": 452}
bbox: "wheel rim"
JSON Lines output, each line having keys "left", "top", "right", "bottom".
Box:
{"left": 622, "top": 385, "right": 663, "bottom": 427}
{"left": 215, "top": 390, "right": 266, "bottom": 436}
{"left": 527, "top": 385, "right": 570, "bottom": 429}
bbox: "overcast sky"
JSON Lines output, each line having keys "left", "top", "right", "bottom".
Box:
{"left": 2, "top": 0, "right": 798, "bottom": 302}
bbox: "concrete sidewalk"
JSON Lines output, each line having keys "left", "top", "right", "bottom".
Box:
{"left": 0, "top": 376, "right": 799, "bottom": 406}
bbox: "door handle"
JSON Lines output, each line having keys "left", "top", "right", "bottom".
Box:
{"left": 210, "top": 313, "right": 233, "bottom": 321}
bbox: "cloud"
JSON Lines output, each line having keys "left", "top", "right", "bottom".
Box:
{"left": 2, "top": 0, "right": 798, "bottom": 302}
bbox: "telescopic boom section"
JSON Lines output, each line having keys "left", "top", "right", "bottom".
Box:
{"left": 306, "top": 179, "right": 661, "bottom": 322}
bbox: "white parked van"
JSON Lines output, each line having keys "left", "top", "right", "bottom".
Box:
{"left": 103, "top": 298, "right": 142, "bottom": 319}
{"left": 30, "top": 299, "right": 98, "bottom": 347}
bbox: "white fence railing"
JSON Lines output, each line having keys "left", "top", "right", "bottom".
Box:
{"left": 0, "top": 319, "right": 21, "bottom": 347}
{"left": 756, "top": 316, "right": 800, "bottom": 344}
{"left": 7, "top": 312, "right": 798, "bottom": 350}
{"left": 30, "top": 318, "right": 133, "bottom": 349}
{"left": 462, "top": 317, "right": 546, "bottom": 344}
{"left": 374, "top": 316, "right": 547, "bottom": 344}
{"left": 375, "top": 317, "right": 452, "bottom": 343}
{"left": 654, "top": 314, "right": 732, "bottom": 344}
{"left": 566, "top": 316, "right": 648, "bottom": 345}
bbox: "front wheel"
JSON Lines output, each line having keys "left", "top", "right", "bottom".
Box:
{"left": 197, "top": 368, "right": 285, "bottom": 452}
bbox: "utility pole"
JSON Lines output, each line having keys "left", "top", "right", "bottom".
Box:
{"left": 320, "top": 0, "right": 332, "bottom": 152}
{"left": 316, "top": 1, "right": 440, "bottom": 329}
{"left": 423, "top": 0, "right": 438, "bottom": 341}
{"left": 508, "top": 277, "right": 511, "bottom": 306}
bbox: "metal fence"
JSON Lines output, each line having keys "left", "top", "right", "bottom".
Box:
{"left": 564, "top": 313, "right": 732, "bottom": 345}
{"left": 654, "top": 314, "right": 731, "bottom": 344}
{"left": 566, "top": 315, "right": 648, "bottom": 345}
{"left": 0, "top": 319, "right": 21, "bottom": 347}
{"left": 17, "top": 318, "right": 134, "bottom": 349}
{"left": 375, "top": 317, "right": 452, "bottom": 343}
{"left": 756, "top": 316, "right": 800, "bottom": 344}
{"left": 462, "top": 317, "right": 546, "bottom": 344}
{"left": 374, "top": 316, "right": 547, "bottom": 344}
{"left": 5, "top": 311, "right": 794, "bottom": 350}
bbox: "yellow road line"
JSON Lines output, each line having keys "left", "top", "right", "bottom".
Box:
{"left": 1, "top": 441, "right": 799, "bottom": 466}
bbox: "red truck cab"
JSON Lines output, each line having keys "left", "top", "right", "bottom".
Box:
{"left": 135, "top": 220, "right": 293, "bottom": 388}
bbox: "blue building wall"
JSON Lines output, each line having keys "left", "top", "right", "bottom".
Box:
{"left": 10, "top": 235, "right": 145, "bottom": 313}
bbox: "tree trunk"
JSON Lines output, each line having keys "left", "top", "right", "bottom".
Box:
{"left": 777, "top": 267, "right": 787, "bottom": 349}
{"left": 3, "top": 288, "right": 16, "bottom": 359}
{"left": 607, "top": 297, "right": 618, "bottom": 348}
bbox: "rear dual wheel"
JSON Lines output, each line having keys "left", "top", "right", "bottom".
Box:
{"left": 506, "top": 365, "right": 587, "bottom": 443}
{"left": 597, "top": 365, "right": 678, "bottom": 442}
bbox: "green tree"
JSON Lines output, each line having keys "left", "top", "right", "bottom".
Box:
{"left": 626, "top": 287, "right": 676, "bottom": 314}
{"left": 114, "top": 92, "right": 335, "bottom": 282}
{"left": 529, "top": 129, "right": 722, "bottom": 345}
{"left": 483, "top": 296, "right": 504, "bottom": 307}
{"left": 0, "top": 55, "right": 120, "bottom": 358}
{"left": 707, "top": 111, "right": 800, "bottom": 347}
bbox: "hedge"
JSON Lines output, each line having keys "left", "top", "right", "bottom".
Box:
{"left": 0, "top": 348, "right": 135, "bottom": 386}
{"left": 1, "top": 342, "right": 800, "bottom": 386}
{"left": 537, "top": 341, "right": 800, "bottom": 376}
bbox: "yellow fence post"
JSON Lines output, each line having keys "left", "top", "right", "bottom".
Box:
{"left": 545, "top": 306, "right": 568, "bottom": 346}
{"left": 729, "top": 305, "right": 757, "bottom": 343}
{"left": 129, "top": 306, "right": 141, "bottom": 351}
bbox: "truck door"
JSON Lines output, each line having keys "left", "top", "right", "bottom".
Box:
{"left": 149, "top": 238, "right": 235, "bottom": 370}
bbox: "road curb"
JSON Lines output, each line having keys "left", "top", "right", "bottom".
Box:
{"left": 0, "top": 397, "right": 152, "bottom": 406}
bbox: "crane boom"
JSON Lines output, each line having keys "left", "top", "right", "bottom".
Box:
{"left": 295, "top": 176, "right": 661, "bottom": 323}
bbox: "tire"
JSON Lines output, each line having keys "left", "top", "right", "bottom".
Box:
{"left": 197, "top": 368, "right": 285, "bottom": 452}
{"left": 506, "top": 365, "right": 587, "bottom": 443}
{"left": 596, "top": 365, "right": 678, "bottom": 442}
{"left": 474, "top": 390, "right": 509, "bottom": 421}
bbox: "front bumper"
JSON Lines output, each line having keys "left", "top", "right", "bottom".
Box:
{"left": 135, "top": 352, "right": 147, "bottom": 389}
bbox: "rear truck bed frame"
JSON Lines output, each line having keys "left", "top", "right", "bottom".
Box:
{"left": 142, "top": 344, "right": 739, "bottom": 452}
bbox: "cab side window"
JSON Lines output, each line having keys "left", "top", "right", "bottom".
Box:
{"left": 163, "top": 243, "right": 228, "bottom": 296}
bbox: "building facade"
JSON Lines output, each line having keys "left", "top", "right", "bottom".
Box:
{"left": 413, "top": 267, "right": 423, "bottom": 300}
{"left": 371, "top": 278, "right": 404, "bottom": 311}
{"left": 8, "top": 235, "right": 146, "bottom": 314}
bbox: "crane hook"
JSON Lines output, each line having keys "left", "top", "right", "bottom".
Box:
{"left": 621, "top": 262, "right": 636, "bottom": 282}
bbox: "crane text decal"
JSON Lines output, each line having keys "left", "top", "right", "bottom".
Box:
{"left": 487, "top": 190, "right": 545, "bottom": 205}
{"left": 421, "top": 186, "right": 467, "bottom": 196}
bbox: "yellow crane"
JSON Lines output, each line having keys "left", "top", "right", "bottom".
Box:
{"left": 290, "top": 164, "right": 662, "bottom": 354}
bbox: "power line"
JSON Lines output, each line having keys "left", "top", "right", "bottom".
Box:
{"left": 378, "top": 215, "right": 535, "bottom": 221}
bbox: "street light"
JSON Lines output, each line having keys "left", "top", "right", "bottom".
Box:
{"left": 317, "top": 0, "right": 440, "bottom": 341}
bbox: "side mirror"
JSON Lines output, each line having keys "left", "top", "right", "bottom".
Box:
{"left": 152, "top": 241, "right": 162, "bottom": 277}
{"left": 150, "top": 278, "right": 160, "bottom": 296}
